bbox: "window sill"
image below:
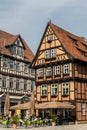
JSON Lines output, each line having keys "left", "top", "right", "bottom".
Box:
{"left": 46, "top": 75, "right": 52, "bottom": 78}
{"left": 62, "top": 94, "right": 69, "bottom": 97}
{"left": 38, "top": 77, "right": 44, "bottom": 79}
{"left": 51, "top": 94, "right": 58, "bottom": 97}
{"left": 54, "top": 74, "right": 61, "bottom": 77}
{"left": 41, "top": 95, "right": 47, "bottom": 97}
{"left": 63, "top": 73, "right": 69, "bottom": 75}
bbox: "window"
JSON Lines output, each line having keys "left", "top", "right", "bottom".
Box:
{"left": 38, "top": 68, "right": 44, "bottom": 77}
{"left": 9, "top": 77, "right": 13, "bottom": 89}
{"left": 31, "top": 69, "right": 35, "bottom": 76}
{"left": 10, "top": 60, "right": 15, "bottom": 70}
{"left": 51, "top": 49, "right": 56, "bottom": 58}
{"left": 82, "top": 103, "right": 86, "bottom": 116}
{"left": 51, "top": 84, "right": 58, "bottom": 96}
{"left": 63, "top": 64, "right": 69, "bottom": 74}
{"left": 31, "top": 81, "right": 34, "bottom": 91}
{"left": 17, "top": 39, "right": 20, "bottom": 45}
{"left": 3, "top": 58, "right": 8, "bottom": 68}
{"left": 12, "top": 46, "right": 16, "bottom": 55}
{"left": 62, "top": 82, "right": 69, "bottom": 95}
{"left": 16, "top": 61, "right": 20, "bottom": 71}
{"left": 12, "top": 45, "right": 24, "bottom": 57}
{"left": 55, "top": 65, "right": 60, "bottom": 75}
{"left": 21, "top": 48, "right": 24, "bottom": 57}
{"left": 45, "top": 49, "right": 56, "bottom": 59}
{"left": 48, "top": 34, "right": 52, "bottom": 42}
{"left": 46, "top": 67, "right": 52, "bottom": 76}
{"left": 82, "top": 51, "right": 86, "bottom": 56}
{"left": 24, "top": 64, "right": 29, "bottom": 73}
{"left": 45, "top": 50, "right": 50, "bottom": 59}
{"left": 24, "top": 80, "right": 27, "bottom": 91}
{"left": 17, "top": 47, "right": 21, "bottom": 56}
{"left": 41, "top": 84, "right": 47, "bottom": 96}
{"left": 2, "top": 76, "right": 6, "bottom": 88}
{"left": 16, "top": 79, "right": 19, "bottom": 90}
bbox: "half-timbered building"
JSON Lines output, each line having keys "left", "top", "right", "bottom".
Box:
{"left": 0, "top": 30, "right": 35, "bottom": 115}
{"left": 31, "top": 21, "right": 87, "bottom": 123}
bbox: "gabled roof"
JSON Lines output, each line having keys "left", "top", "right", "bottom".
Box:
{"left": 0, "top": 30, "right": 34, "bottom": 62}
{"left": 50, "top": 23, "right": 87, "bottom": 62}
{"left": 31, "top": 22, "right": 87, "bottom": 66}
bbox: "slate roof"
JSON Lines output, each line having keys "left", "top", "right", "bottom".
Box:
{"left": 0, "top": 30, "right": 34, "bottom": 62}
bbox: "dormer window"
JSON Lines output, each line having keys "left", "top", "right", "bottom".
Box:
{"left": 85, "top": 45, "right": 87, "bottom": 49}
{"left": 48, "top": 34, "right": 52, "bottom": 42}
{"left": 17, "top": 39, "right": 20, "bottom": 45}
{"left": 3, "top": 58, "right": 9, "bottom": 68}
{"left": 73, "top": 39, "right": 78, "bottom": 46}
{"left": 68, "top": 36, "right": 78, "bottom": 46}
{"left": 82, "top": 51, "right": 86, "bottom": 56}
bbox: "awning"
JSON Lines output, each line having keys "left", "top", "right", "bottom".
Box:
{"left": 10, "top": 101, "right": 31, "bottom": 110}
{"left": 9, "top": 95, "right": 26, "bottom": 100}
{"left": 0, "top": 93, "right": 5, "bottom": 98}
{"left": 35, "top": 101, "right": 75, "bottom": 109}
{"left": 10, "top": 101, "right": 75, "bottom": 110}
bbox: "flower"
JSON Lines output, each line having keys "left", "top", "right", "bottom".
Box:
{"left": 51, "top": 115, "right": 57, "bottom": 122}
{"left": 11, "top": 114, "right": 19, "bottom": 124}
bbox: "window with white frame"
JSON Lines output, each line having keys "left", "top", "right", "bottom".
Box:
{"left": 51, "top": 49, "right": 56, "bottom": 58}
{"left": 24, "top": 79, "right": 27, "bottom": 91}
{"left": 10, "top": 60, "right": 15, "bottom": 70}
{"left": 48, "top": 34, "right": 52, "bottom": 42}
{"left": 63, "top": 64, "right": 69, "bottom": 74}
{"left": 46, "top": 67, "right": 52, "bottom": 76}
{"left": 9, "top": 77, "right": 13, "bottom": 89}
{"left": 45, "top": 50, "right": 50, "bottom": 59}
{"left": 31, "top": 69, "right": 35, "bottom": 76}
{"left": 12, "top": 46, "right": 16, "bottom": 55}
{"left": 31, "top": 81, "right": 34, "bottom": 91}
{"left": 62, "top": 82, "right": 69, "bottom": 95}
{"left": 54, "top": 65, "right": 60, "bottom": 75}
{"left": 12, "top": 43, "right": 24, "bottom": 57}
{"left": 41, "top": 84, "right": 47, "bottom": 96}
{"left": 3, "top": 58, "right": 9, "bottom": 68}
{"left": 24, "top": 64, "right": 29, "bottom": 73}
{"left": 38, "top": 68, "right": 44, "bottom": 77}
{"left": 82, "top": 103, "right": 86, "bottom": 115}
{"left": 17, "top": 47, "right": 21, "bottom": 56}
{"left": 16, "top": 79, "right": 19, "bottom": 90}
{"left": 16, "top": 61, "right": 20, "bottom": 71}
{"left": 51, "top": 84, "right": 58, "bottom": 96}
{"left": 2, "top": 76, "right": 6, "bottom": 88}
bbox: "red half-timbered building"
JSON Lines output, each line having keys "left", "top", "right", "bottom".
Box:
{"left": 31, "top": 22, "right": 87, "bottom": 123}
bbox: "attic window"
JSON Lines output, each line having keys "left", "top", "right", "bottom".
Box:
{"left": 68, "top": 36, "right": 78, "bottom": 46}
{"left": 17, "top": 39, "right": 20, "bottom": 45}
{"left": 85, "top": 45, "right": 87, "bottom": 49}
{"left": 82, "top": 51, "right": 86, "bottom": 56}
{"left": 48, "top": 34, "right": 52, "bottom": 42}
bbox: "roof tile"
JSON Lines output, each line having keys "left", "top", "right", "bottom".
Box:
{"left": 0, "top": 30, "right": 34, "bottom": 62}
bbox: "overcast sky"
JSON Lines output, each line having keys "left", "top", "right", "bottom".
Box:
{"left": 0, "top": 0, "right": 87, "bottom": 54}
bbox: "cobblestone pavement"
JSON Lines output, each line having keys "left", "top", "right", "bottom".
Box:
{"left": 0, "top": 124, "right": 87, "bottom": 130}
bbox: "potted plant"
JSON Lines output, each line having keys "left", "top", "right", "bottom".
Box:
{"left": 11, "top": 114, "right": 19, "bottom": 129}
{"left": 51, "top": 115, "right": 57, "bottom": 126}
